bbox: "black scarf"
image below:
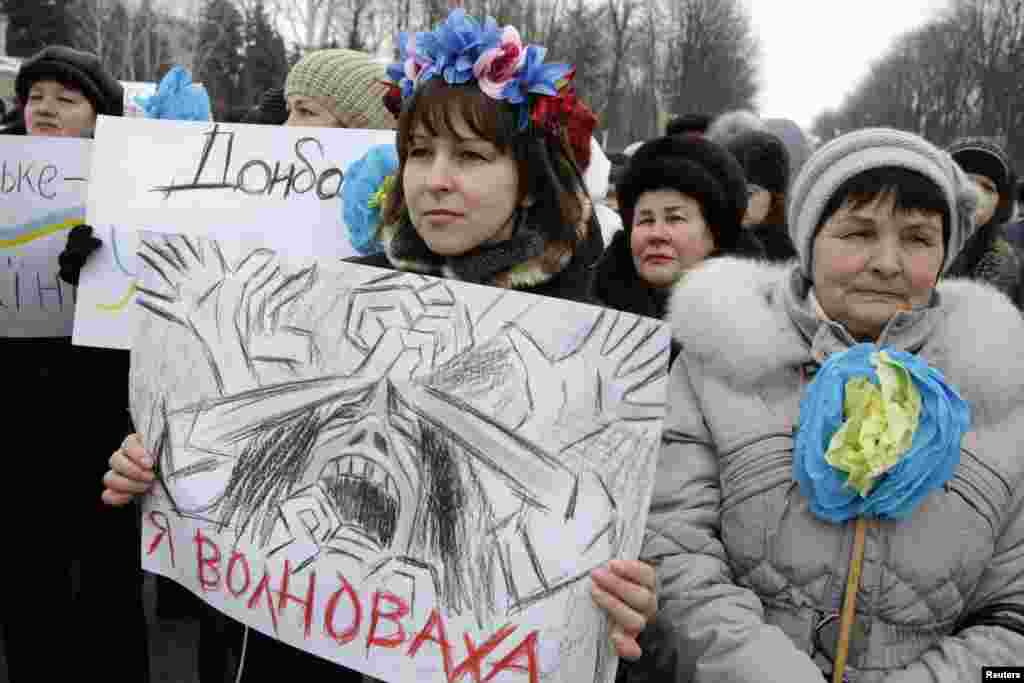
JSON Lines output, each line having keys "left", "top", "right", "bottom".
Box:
{"left": 384, "top": 209, "right": 553, "bottom": 285}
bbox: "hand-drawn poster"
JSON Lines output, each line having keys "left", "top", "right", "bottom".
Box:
{"left": 74, "top": 116, "right": 397, "bottom": 350}
{"left": 132, "top": 233, "right": 669, "bottom": 683}
{"left": 0, "top": 136, "right": 90, "bottom": 337}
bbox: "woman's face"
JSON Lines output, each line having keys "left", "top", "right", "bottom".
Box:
{"left": 812, "top": 192, "right": 944, "bottom": 341}
{"left": 285, "top": 95, "right": 341, "bottom": 128}
{"left": 969, "top": 172, "right": 999, "bottom": 227}
{"left": 743, "top": 186, "right": 772, "bottom": 226}
{"left": 402, "top": 111, "right": 522, "bottom": 256}
{"left": 24, "top": 80, "right": 97, "bottom": 138}
{"left": 630, "top": 189, "right": 714, "bottom": 288}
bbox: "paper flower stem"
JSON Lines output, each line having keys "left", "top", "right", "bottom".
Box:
{"left": 833, "top": 516, "right": 868, "bottom": 683}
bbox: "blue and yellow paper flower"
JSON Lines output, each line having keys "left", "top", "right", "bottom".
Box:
{"left": 342, "top": 144, "right": 399, "bottom": 255}
{"left": 794, "top": 344, "right": 971, "bottom": 523}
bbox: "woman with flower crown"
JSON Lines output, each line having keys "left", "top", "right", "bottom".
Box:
{"left": 101, "top": 8, "right": 656, "bottom": 681}
{"left": 625, "top": 128, "right": 1024, "bottom": 683}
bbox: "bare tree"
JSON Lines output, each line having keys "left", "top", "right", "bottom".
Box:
{"left": 270, "top": 0, "right": 341, "bottom": 49}
{"left": 811, "top": 0, "right": 1024, "bottom": 166}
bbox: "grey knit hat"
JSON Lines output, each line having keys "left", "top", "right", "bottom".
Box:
{"left": 787, "top": 128, "right": 978, "bottom": 276}
{"left": 285, "top": 49, "right": 395, "bottom": 130}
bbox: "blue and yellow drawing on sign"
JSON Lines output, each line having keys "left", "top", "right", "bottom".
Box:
{"left": 0, "top": 206, "right": 85, "bottom": 249}
{"left": 99, "top": 226, "right": 138, "bottom": 311}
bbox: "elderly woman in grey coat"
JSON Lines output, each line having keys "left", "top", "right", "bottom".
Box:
{"left": 628, "top": 128, "right": 1024, "bottom": 682}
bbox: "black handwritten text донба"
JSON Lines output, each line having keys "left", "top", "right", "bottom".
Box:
{"left": 151, "top": 124, "right": 346, "bottom": 201}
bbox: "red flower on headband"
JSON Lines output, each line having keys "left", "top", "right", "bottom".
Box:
{"left": 531, "top": 77, "right": 598, "bottom": 170}
{"left": 381, "top": 81, "right": 403, "bottom": 120}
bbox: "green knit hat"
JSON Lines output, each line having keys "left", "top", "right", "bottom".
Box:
{"left": 285, "top": 49, "right": 395, "bottom": 130}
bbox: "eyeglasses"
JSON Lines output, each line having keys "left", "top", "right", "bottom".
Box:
{"left": 812, "top": 612, "right": 868, "bottom": 682}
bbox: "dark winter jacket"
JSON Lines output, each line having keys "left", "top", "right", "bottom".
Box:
{"left": 1005, "top": 220, "right": 1024, "bottom": 255}
{"left": 945, "top": 221, "right": 1024, "bottom": 310}
{"left": 0, "top": 123, "right": 133, "bottom": 519}
{"left": 593, "top": 228, "right": 764, "bottom": 365}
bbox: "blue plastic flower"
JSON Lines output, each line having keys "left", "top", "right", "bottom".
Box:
{"left": 342, "top": 144, "right": 399, "bottom": 255}
{"left": 502, "top": 45, "right": 572, "bottom": 105}
{"left": 137, "top": 66, "right": 212, "bottom": 122}
{"left": 793, "top": 343, "right": 971, "bottom": 523}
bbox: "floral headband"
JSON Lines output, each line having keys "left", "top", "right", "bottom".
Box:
{"left": 383, "top": 8, "right": 598, "bottom": 169}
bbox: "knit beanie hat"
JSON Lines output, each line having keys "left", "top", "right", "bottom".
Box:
{"left": 948, "top": 137, "right": 1016, "bottom": 226}
{"left": 618, "top": 135, "right": 749, "bottom": 253}
{"left": 725, "top": 129, "right": 790, "bottom": 194}
{"left": 788, "top": 128, "right": 977, "bottom": 277}
{"left": 285, "top": 49, "right": 394, "bottom": 130}
{"left": 16, "top": 45, "right": 124, "bottom": 117}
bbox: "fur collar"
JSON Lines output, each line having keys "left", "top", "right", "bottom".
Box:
{"left": 668, "top": 257, "right": 1024, "bottom": 424}
{"left": 377, "top": 197, "right": 593, "bottom": 291}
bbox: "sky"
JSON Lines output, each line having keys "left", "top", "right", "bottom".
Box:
{"left": 747, "top": 0, "right": 950, "bottom": 131}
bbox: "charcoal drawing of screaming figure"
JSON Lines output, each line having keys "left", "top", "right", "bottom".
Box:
{"left": 131, "top": 234, "right": 668, "bottom": 625}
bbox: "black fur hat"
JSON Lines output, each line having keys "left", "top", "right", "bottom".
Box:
{"left": 725, "top": 129, "right": 790, "bottom": 195}
{"left": 16, "top": 45, "right": 124, "bottom": 117}
{"left": 618, "top": 135, "right": 749, "bottom": 252}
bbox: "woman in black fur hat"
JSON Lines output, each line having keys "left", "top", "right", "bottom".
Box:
{"left": 593, "top": 135, "right": 764, "bottom": 353}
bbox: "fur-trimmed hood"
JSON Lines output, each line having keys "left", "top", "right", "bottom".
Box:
{"left": 668, "top": 257, "right": 1024, "bottom": 424}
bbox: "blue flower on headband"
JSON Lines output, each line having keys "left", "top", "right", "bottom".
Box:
{"left": 436, "top": 9, "right": 499, "bottom": 84}
{"left": 342, "top": 144, "right": 398, "bottom": 255}
{"left": 793, "top": 343, "right": 971, "bottom": 523}
{"left": 503, "top": 45, "right": 572, "bottom": 104}
{"left": 385, "top": 8, "right": 576, "bottom": 133}
{"left": 389, "top": 9, "right": 500, "bottom": 95}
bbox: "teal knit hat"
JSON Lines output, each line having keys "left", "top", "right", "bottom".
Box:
{"left": 285, "top": 49, "right": 395, "bottom": 130}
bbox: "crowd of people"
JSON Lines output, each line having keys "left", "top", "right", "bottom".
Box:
{"left": 3, "top": 6, "right": 1024, "bottom": 682}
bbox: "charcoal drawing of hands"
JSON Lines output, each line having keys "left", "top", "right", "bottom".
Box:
{"left": 136, "top": 234, "right": 317, "bottom": 394}
{"left": 341, "top": 274, "right": 474, "bottom": 380}
{"left": 502, "top": 309, "right": 669, "bottom": 443}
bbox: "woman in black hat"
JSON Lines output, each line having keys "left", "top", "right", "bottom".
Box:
{"left": 592, "top": 135, "right": 764, "bottom": 358}
{"left": 3, "top": 45, "right": 125, "bottom": 136}
{"left": 0, "top": 46, "right": 150, "bottom": 683}
{"left": 946, "top": 137, "right": 1023, "bottom": 308}
{"left": 724, "top": 128, "right": 798, "bottom": 263}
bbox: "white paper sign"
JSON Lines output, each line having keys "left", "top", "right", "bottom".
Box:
{"left": 74, "top": 117, "right": 397, "bottom": 349}
{"left": 0, "top": 136, "right": 91, "bottom": 337}
{"left": 133, "top": 234, "right": 669, "bottom": 683}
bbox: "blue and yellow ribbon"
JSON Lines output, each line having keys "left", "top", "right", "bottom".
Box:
{"left": 0, "top": 206, "right": 86, "bottom": 249}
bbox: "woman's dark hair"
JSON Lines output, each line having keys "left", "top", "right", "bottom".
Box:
{"left": 765, "top": 191, "right": 787, "bottom": 226}
{"left": 382, "top": 78, "right": 587, "bottom": 249}
{"left": 817, "top": 166, "right": 951, "bottom": 246}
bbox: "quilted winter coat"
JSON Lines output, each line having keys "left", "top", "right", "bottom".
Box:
{"left": 640, "top": 257, "right": 1024, "bottom": 683}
